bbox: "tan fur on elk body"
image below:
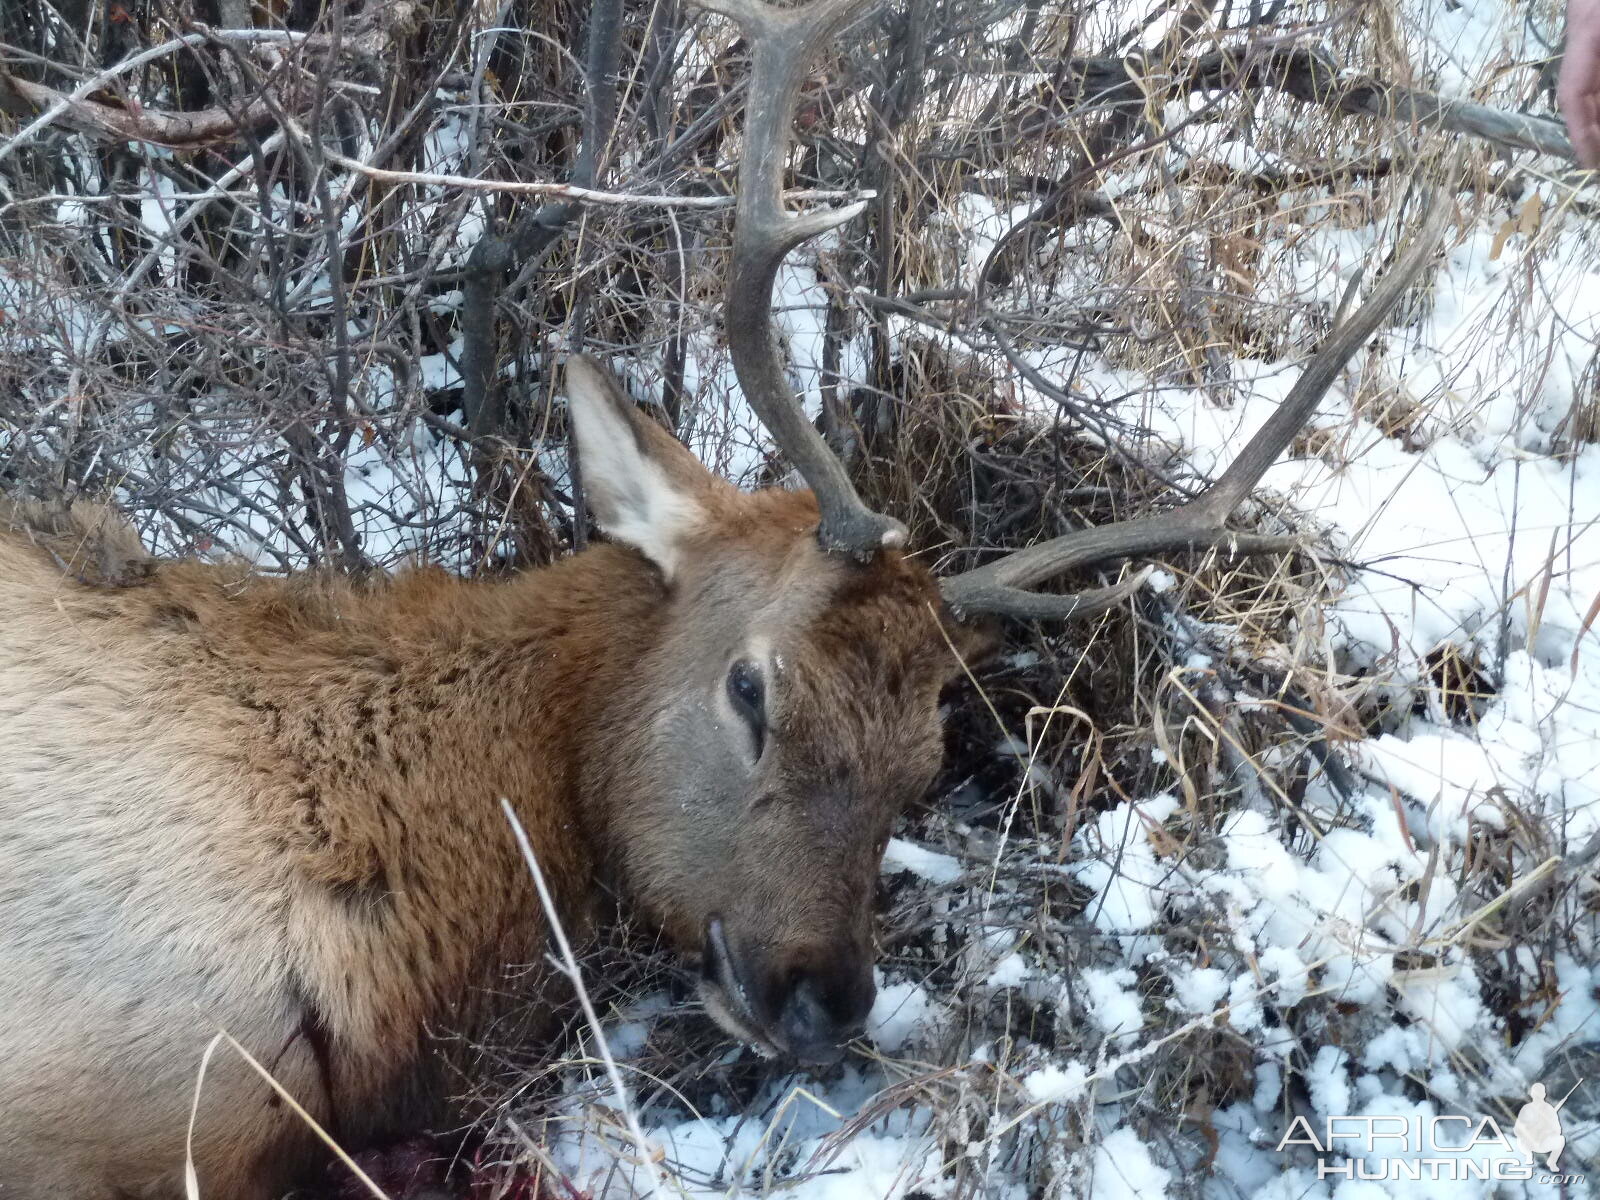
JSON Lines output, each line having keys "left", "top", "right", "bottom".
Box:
{"left": 0, "top": 364, "right": 980, "bottom": 1199}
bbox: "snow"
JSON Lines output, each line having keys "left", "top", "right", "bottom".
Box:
{"left": 867, "top": 978, "right": 939, "bottom": 1053}
{"left": 882, "top": 837, "right": 963, "bottom": 884}
{"left": 1091, "top": 1128, "right": 1174, "bottom": 1199}
{"left": 1307, "top": 1046, "right": 1353, "bottom": 1120}
{"left": 1072, "top": 793, "right": 1182, "bottom": 961}
{"left": 1023, "top": 1061, "right": 1089, "bottom": 1104}
{"left": 1169, "top": 965, "right": 1229, "bottom": 1015}
{"left": 984, "top": 951, "right": 1031, "bottom": 989}
{"left": 1078, "top": 966, "right": 1146, "bottom": 1038}
{"left": 549, "top": 1067, "right": 949, "bottom": 1200}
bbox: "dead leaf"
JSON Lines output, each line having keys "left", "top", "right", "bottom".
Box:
{"left": 1489, "top": 217, "right": 1515, "bottom": 261}
{"left": 1518, "top": 192, "right": 1543, "bottom": 238}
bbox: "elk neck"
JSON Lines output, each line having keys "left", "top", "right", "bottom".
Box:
{"left": 144, "top": 541, "right": 673, "bottom": 1067}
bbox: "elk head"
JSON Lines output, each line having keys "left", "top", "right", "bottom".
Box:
{"left": 563, "top": 0, "right": 1452, "bottom": 1063}
{"left": 566, "top": 357, "right": 985, "bottom": 1062}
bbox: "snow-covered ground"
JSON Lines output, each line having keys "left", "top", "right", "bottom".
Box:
{"left": 524, "top": 199, "right": 1600, "bottom": 1195}
{"left": 515, "top": 5, "right": 1600, "bottom": 1197}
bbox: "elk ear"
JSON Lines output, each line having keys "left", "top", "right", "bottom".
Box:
{"left": 564, "top": 355, "right": 724, "bottom": 578}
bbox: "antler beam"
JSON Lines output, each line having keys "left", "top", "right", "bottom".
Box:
{"left": 941, "top": 182, "right": 1455, "bottom": 619}
{"left": 692, "top": 0, "right": 907, "bottom": 556}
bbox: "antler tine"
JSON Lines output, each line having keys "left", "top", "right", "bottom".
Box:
{"left": 942, "top": 181, "right": 1456, "bottom": 620}
{"left": 691, "top": 0, "right": 907, "bottom": 556}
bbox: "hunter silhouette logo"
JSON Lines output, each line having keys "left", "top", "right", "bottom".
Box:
{"left": 1514, "top": 1081, "right": 1580, "bottom": 1171}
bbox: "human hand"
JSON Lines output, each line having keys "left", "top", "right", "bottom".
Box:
{"left": 1560, "top": 0, "right": 1600, "bottom": 166}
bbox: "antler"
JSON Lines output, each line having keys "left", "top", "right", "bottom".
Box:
{"left": 940, "top": 184, "right": 1455, "bottom": 620}
{"left": 691, "top": 0, "right": 907, "bottom": 556}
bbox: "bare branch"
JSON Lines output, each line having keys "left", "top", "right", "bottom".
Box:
{"left": 940, "top": 177, "right": 1457, "bottom": 619}
{"left": 943, "top": 44, "right": 1576, "bottom": 170}
{"left": 691, "top": 0, "right": 907, "bottom": 556}
{"left": 0, "top": 71, "right": 293, "bottom": 149}
{"left": 320, "top": 145, "right": 871, "bottom": 208}
{"left": 0, "top": 27, "right": 351, "bottom": 167}
{"left": 1229, "top": 45, "right": 1573, "bottom": 162}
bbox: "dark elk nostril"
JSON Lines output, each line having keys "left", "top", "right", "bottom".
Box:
{"left": 777, "top": 968, "right": 874, "bottom": 1065}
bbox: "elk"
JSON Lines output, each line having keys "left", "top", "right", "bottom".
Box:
{"left": 0, "top": 0, "right": 1449, "bottom": 1195}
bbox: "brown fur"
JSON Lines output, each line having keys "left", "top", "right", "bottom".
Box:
{"left": 0, "top": 376, "right": 982, "bottom": 1198}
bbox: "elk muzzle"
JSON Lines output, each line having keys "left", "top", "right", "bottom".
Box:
{"left": 700, "top": 916, "right": 874, "bottom": 1064}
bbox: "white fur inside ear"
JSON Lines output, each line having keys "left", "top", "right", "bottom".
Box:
{"left": 566, "top": 377, "right": 702, "bottom": 578}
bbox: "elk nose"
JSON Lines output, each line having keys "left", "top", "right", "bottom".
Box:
{"left": 775, "top": 963, "right": 874, "bottom": 1065}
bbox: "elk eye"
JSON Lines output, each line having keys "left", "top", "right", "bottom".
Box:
{"left": 726, "top": 659, "right": 766, "bottom": 753}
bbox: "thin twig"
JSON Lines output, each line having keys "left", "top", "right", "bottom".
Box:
{"left": 317, "top": 147, "right": 872, "bottom": 208}
{"left": 499, "top": 799, "right": 668, "bottom": 1196}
